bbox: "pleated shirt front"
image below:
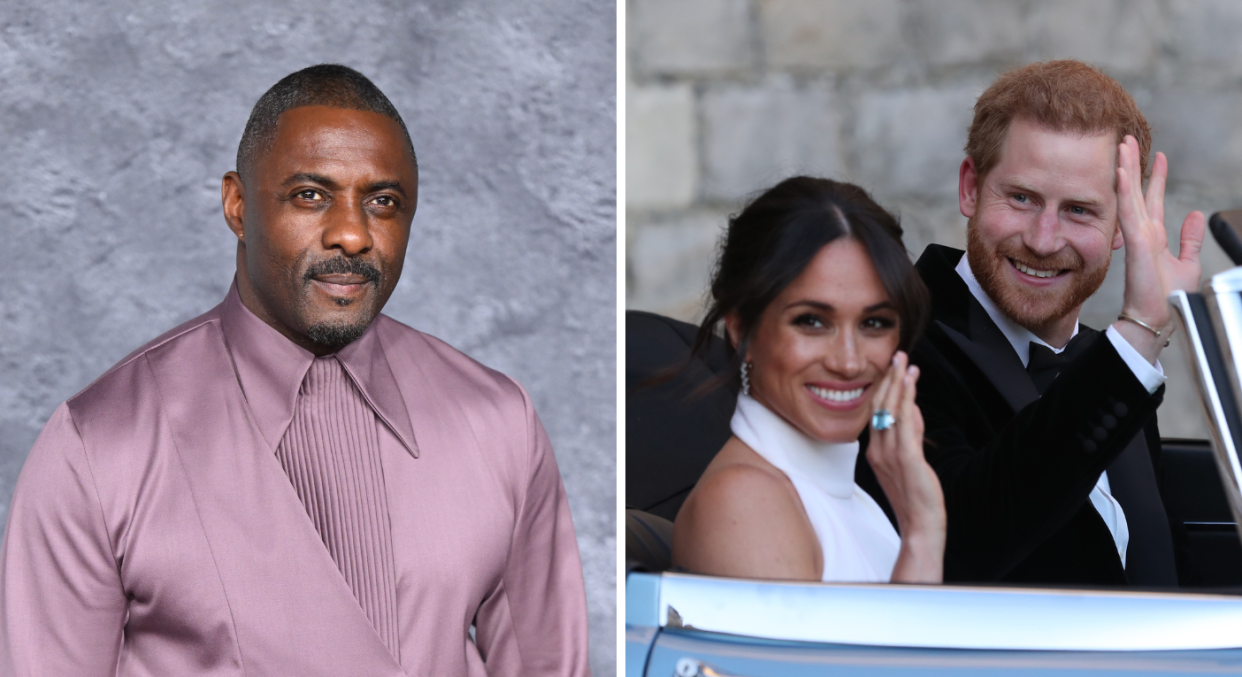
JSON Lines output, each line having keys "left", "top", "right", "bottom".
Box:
{"left": 275, "top": 356, "right": 401, "bottom": 660}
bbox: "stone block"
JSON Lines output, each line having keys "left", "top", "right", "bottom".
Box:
{"left": 628, "top": 0, "right": 754, "bottom": 77}
{"left": 882, "top": 196, "right": 968, "bottom": 261}
{"left": 1143, "top": 90, "right": 1242, "bottom": 200}
{"left": 1030, "top": 0, "right": 1164, "bottom": 77}
{"left": 907, "top": 0, "right": 1027, "bottom": 67}
{"left": 759, "top": 0, "right": 904, "bottom": 71}
{"left": 627, "top": 82, "right": 698, "bottom": 210}
{"left": 701, "top": 76, "right": 844, "bottom": 201}
{"left": 1168, "top": 0, "right": 1242, "bottom": 79}
{"left": 627, "top": 210, "right": 727, "bottom": 322}
{"left": 853, "top": 85, "right": 978, "bottom": 200}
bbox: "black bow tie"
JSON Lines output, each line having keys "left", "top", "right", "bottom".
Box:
{"left": 1027, "top": 334, "right": 1089, "bottom": 395}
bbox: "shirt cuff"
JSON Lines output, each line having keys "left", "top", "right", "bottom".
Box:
{"left": 1106, "top": 324, "right": 1165, "bottom": 394}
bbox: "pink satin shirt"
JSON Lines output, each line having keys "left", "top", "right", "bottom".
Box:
{"left": 0, "top": 285, "right": 591, "bottom": 676}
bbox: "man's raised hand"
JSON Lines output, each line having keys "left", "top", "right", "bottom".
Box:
{"left": 1114, "top": 135, "right": 1205, "bottom": 363}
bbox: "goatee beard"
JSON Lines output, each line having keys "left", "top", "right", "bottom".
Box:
{"left": 306, "top": 321, "right": 371, "bottom": 351}
{"left": 966, "top": 216, "right": 1110, "bottom": 333}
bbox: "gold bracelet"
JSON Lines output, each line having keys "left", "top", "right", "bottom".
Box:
{"left": 1117, "top": 313, "right": 1172, "bottom": 346}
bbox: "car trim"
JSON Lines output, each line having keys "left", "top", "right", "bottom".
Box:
{"left": 643, "top": 571, "right": 1242, "bottom": 651}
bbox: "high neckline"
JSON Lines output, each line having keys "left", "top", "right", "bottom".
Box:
{"left": 730, "top": 393, "right": 859, "bottom": 499}
{"left": 218, "top": 280, "right": 418, "bottom": 457}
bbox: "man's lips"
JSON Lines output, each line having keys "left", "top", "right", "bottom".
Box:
{"left": 1008, "top": 257, "right": 1069, "bottom": 283}
{"left": 806, "top": 382, "right": 869, "bottom": 411}
{"left": 310, "top": 274, "right": 372, "bottom": 296}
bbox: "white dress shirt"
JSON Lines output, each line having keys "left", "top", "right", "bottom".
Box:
{"left": 955, "top": 256, "right": 1167, "bottom": 567}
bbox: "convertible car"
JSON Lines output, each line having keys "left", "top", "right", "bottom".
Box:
{"left": 625, "top": 211, "right": 1242, "bottom": 676}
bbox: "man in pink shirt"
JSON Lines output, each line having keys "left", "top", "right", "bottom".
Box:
{"left": 0, "top": 64, "right": 591, "bottom": 677}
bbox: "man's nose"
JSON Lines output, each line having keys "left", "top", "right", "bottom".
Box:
{"left": 1023, "top": 207, "right": 1064, "bottom": 256}
{"left": 322, "top": 198, "right": 374, "bottom": 255}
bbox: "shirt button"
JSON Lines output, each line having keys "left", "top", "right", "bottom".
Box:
{"left": 1082, "top": 439, "right": 1098, "bottom": 454}
{"left": 1093, "top": 427, "right": 1108, "bottom": 442}
{"left": 1101, "top": 415, "right": 1117, "bottom": 430}
{"left": 1113, "top": 402, "right": 1128, "bottom": 417}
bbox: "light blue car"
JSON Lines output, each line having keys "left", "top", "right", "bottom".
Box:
{"left": 625, "top": 211, "right": 1242, "bottom": 677}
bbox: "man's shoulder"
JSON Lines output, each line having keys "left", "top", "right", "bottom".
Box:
{"left": 371, "top": 314, "right": 529, "bottom": 407}
{"left": 65, "top": 304, "right": 226, "bottom": 416}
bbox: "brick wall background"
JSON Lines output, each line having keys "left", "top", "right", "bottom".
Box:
{"left": 626, "top": 0, "right": 1242, "bottom": 440}
{"left": 0, "top": 1, "right": 615, "bottom": 672}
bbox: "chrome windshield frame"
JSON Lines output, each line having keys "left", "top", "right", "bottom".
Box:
{"left": 635, "top": 571, "right": 1242, "bottom": 651}
{"left": 1170, "top": 282, "right": 1242, "bottom": 537}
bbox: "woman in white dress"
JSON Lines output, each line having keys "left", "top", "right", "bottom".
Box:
{"left": 672, "top": 177, "right": 947, "bottom": 583}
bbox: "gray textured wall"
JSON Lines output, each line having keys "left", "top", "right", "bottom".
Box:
{"left": 627, "top": 0, "right": 1242, "bottom": 441}
{"left": 0, "top": 1, "right": 616, "bottom": 674}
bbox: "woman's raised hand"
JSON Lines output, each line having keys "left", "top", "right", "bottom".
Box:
{"left": 865, "top": 350, "right": 946, "bottom": 583}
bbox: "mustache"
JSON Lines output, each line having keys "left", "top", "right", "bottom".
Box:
{"left": 995, "top": 242, "right": 1084, "bottom": 271}
{"left": 302, "top": 256, "right": 382, "bottom": 286}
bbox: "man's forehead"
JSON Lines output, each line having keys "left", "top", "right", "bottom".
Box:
{"left": 272, "top": 106, "right": 403, "bottom": 147}
{"left": 992, "top": 120, "right": 1116, "bottom": 186}
{"left": 261, "top": 106, "right": 416, "bottom": 174}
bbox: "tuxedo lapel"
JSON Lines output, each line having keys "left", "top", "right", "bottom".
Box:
{"left": 145, "top": 322, "right": 405, "bottom": 675}
{"left": 1106, "top": 434, "right": 1177, "bottom": 585}
{"left": 938, "top": 301, "right": 1040, "bottom": 413}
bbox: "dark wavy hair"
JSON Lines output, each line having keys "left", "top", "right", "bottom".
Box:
{"left": 692, "top": 176, "right": 929, "bottom": 392}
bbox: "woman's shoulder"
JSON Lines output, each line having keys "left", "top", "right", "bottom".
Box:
{"left": 672, "top": 437, "right": 820, "bottom": 580}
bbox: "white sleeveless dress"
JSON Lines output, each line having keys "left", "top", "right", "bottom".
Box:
{"left": 731, "top": 393, "right": 900, "bottom": 582}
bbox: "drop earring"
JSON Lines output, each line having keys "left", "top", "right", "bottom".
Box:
{"left": 740, "top": 360, "right": 752, "bottom": 396}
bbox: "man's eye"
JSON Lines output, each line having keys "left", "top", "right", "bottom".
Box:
{"left": 297, "top": 189, "right": 322, "bottom": 200}
{"left": 372, "top": 195, "right": 395, "bottom": 207}
{"left": 1069, "top": 205, "right": 1086, "bottom": 215}
{"left": 1013, "top": 194, "right": 1028, "bottom": 203}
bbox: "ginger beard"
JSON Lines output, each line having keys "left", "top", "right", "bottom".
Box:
{"left": 965, "top": 214, "right": 1111, "bottom": 332}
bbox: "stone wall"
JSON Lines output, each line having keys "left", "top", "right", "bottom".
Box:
{"left": 627, "top": 0, "right": 1242, "bottom": 439}
{"left": 0, "top": 1, "right": 615, "bottom": 673}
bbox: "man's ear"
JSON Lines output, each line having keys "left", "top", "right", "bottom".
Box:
{"left": 724, "top": 312, "right": 744, "bottom": 355}
{"left": 1112, "top": 222, "right": 1125, "bottom": 250}
{"left": 222, "top": 171, "right": 247, "bottom": 241}
{"left": 959, "top": 157, "right": 980, "bottom": 218}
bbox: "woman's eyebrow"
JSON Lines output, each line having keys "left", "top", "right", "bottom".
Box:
{"left": 784, "top": 300, "right": 833, "bottom": 312}
{"left": 783, "top": 300, "right": 894, "bottom": 312}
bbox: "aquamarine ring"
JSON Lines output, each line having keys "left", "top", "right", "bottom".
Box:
{"left": 871, "top": 409, "right": 896, "bottom": 431}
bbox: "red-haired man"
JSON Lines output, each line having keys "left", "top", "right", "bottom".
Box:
{"left": 908, "top": 60, "right": 1203, "bottom": 586}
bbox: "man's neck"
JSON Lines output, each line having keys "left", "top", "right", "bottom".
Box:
{"left": 954, "top": 254, "right": 1080, "bottom": 365}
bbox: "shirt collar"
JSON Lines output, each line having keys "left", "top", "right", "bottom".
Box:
{"left": 954, "top": 254, "right": 1078, "bottom": 368}
{"left": 219, "top": 280, "right": 419, "bottom": 458}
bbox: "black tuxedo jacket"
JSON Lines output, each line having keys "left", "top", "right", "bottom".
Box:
{"left": 908, "top": 245, "right": 1179, "bottom": 586}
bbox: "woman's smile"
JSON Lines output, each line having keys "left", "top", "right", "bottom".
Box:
{"left": 806, "top": 382, "right": 870, "bottom": 410}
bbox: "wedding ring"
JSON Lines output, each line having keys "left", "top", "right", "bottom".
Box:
{"left": 871, "top": 409, "right": 896, "bottom": 431}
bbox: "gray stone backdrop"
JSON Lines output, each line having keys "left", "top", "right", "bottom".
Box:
{"left": 0, "top": 1, "right": 615, "bottom": 674}
{"left": 627, "top": 0, "right": 1242, "bottom": 441}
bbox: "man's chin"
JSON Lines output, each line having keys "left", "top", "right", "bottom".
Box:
{"left": 991, "top": 291, "right": 1069, "bottom": 330}
{"left": 306, "top": 320, "right": 372, "bottom": 351}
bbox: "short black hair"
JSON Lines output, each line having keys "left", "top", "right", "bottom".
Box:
{"left": 236, "top": 64, "right": 416, "bottom": 183}
{"left": 693, "top": 176, "right": 930, "bottom": 391}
